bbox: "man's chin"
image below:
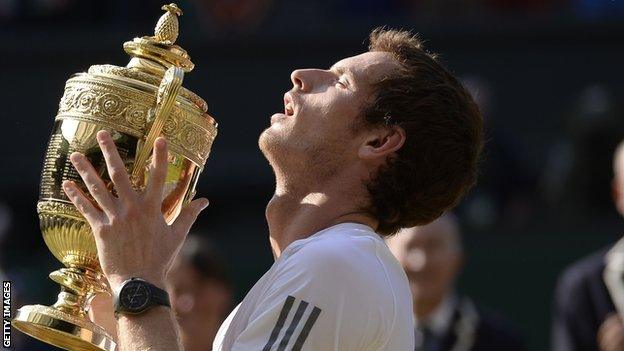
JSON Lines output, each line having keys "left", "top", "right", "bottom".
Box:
{"left": 258, "top": 127, "right": 283, "bottom": 159}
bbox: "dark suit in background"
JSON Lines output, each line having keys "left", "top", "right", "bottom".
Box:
{"left": 552, "top": 247, "right": 616, "bottom": 351}
{"left": 418, "top": 297, "right": 526, "bottom": 351}
{"left": 469, "top": 307, "right": 526, "bottom": 351}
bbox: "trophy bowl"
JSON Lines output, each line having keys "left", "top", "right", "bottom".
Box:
{"left": 12, "top": 4, "right": 217, "bottom": 351}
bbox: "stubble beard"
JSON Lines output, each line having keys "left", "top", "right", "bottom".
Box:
{"left": 259, "top": 129, "right": 342, "bottom": 192}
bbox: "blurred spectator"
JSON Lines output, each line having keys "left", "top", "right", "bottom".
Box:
{"left": 461, "top": 75, "right": 537, "bottom": 230}
{"left": 541, "top": 84, "right": 624, "bottom": 216}
{"left": 387, "top": 214, "right": 526, "bottom": 351}
{"left": 167, "top": 235, "right": 232, "bottom": 351}
{"left": 551, "top": 140, "right": 624, "bottom": 351}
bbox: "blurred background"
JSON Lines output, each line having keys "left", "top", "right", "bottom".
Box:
{"left": 1, "top": 0, "right": 624, "bottom": 350}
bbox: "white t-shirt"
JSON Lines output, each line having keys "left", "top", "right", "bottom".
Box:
{"left": 213, "top": 223, "right": 415, "bottom": 351}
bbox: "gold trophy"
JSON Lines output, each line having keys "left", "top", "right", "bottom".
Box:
{"left": 12, "top": 4, "right": 217, "bottom": 350}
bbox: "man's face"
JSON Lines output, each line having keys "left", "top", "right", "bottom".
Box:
{"left": 388, "top": 220, "right": 463, "bottom": 303}
{"left": 259, "top": 51, "right": 398, "bottom": 180}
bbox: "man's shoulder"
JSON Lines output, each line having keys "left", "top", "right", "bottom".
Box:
{"left": 244, "top": 224, "right": 413, "bottom": 350}
{"left": 557, "top": 246, "right": 609, "bottom": 292}
{"left": 277, "top": 223, "right": 408, "bottom": 298}
{"left": 285, "top": 223, "right": 383, "bottom": 267}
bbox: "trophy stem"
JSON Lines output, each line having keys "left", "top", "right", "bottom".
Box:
{"left": 53, "top": 288, "right": 89, "bottom": 317}
{"left": 49, "top": 266, "right": 110, "bottom": 316}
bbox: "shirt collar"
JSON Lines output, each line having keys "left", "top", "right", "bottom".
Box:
{"left": 282, "top": 222, "right": 378, "bottom": 253}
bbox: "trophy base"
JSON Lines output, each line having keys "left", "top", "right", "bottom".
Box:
{"left": 13, "top": 304, "right": 116, "bottom": 351}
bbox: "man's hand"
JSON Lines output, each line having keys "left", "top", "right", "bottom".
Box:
{"left": 598, "top": 313, "right": 624, "bottom": 351}
{"left": 62, "top": 130, "right": 209, "bottom": 290}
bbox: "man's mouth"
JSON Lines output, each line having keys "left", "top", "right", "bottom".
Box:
{"left": 285, "top": 102, "right": 294, "bottom": 116}
{"left": 284, "top": 93, "right": 295, "bottom": 117}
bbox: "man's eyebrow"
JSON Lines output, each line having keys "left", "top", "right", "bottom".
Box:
{"left": 329, "top": 65, "right": 355, "bottom": 81}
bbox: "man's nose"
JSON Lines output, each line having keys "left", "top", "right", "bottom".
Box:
{"left": 290, "top": 69, "right": 328, "bottom": 92}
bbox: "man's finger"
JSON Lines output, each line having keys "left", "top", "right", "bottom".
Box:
{"left": 96, "top": 130, "right": 135, "bottom": 201}
{"left": 69, "top": 152, "right": 117, "bottom": 216}
{"left": 62, "top": 180, "right": 104, "bottom": 225}
{"left": 145, "top": 137, "right": 168, "bottom": 205}
{"left": 171, "top": 198, "right": 209, "bottom": 237}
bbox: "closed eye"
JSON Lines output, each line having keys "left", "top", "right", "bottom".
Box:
{"left": 329, "top": 65, "right": 353, "bottom": 89}
{"left": 336, "top": 77, "right": 348, "bottom": 88}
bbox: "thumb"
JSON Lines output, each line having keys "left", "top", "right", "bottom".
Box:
{"left": 172, "top": 198, "right": 209, "bottom": 236}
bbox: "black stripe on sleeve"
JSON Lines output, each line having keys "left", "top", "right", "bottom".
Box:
{"left": 291, "top": 306, "right": 322, "bottom": 351}
{"left": 276, "top": 300, "right": 309, "bottom": 351}
{"left": 262, "top": 295, "right": 296, "bottom": 351}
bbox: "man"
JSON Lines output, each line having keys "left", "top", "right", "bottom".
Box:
{"left": 552, "top": 141, "right": 624, "bottom": 351}
{"left": 387, "top": 214, "right": 526, "bottom": 351}
{"left": 167, "top": 235, "right": 232, "bottom": 351}
{"left": 64, "top": 28, "right": 483, "bottom": 350}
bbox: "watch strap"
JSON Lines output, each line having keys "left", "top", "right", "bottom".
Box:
{"left": 149, "top": 283, "right": 171, "bottom": 308}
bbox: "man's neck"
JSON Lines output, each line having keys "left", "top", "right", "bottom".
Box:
{"left": 265, "top": 184, "right": 377, "bottom": 257}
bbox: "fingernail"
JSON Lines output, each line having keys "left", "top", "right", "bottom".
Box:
{"left": 199, "top": 198, "right": 209, "bottom": 210}
{"left": 69, "top": 152, "right": 81, "bottom": 163}
{"left": 155, "top": 137, "right": 167, "bottom": 147}
{"left": 62, "top": 180, "right": 74, "bottom": 192}
{"left": 96, "top": 130, "right": 110, "bottom": 141}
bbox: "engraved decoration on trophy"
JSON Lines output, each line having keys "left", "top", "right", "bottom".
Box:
{"left": 12, "top": 4, "right": 217, "bottom": 351}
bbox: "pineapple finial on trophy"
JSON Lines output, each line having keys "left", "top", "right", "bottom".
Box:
{"left": 123, "top": 2, "right": 194, "bottom": 73}
{"left": 154, "top": 3, "right": 183, "bottom": 45}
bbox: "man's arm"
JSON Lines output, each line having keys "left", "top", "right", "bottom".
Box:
{"left": 63, "top": 130, "right": 208, "bottom": 351}
{"left": 89, "top": 286, "right": 183, "bottom": 350}
{"left": 117, "top": 307, "right": 182, "bottom": 350}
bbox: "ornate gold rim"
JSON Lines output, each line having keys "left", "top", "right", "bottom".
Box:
{"left": 87, "top": 65, "right": 208, "bottom": 113}
{"left": 69, "top": 72, "right": 216, "bottom": 127}
{"left": 38, "top": 200, "right": 84, "bottom": 220}
{"left": 57, "top": 75, "right": 217, "bottom": 165}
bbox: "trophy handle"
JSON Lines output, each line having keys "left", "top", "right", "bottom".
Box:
{"left": 131, "top": 66, "right": 184, "bottom": 185}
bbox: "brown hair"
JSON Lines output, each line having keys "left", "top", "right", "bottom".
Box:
{"left": 365, "top": 28, "right": 483, "bottom": 236}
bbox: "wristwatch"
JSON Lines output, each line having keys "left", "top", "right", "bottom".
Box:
{"left": 113, "top": 277, "right": 171, "bottom": 319}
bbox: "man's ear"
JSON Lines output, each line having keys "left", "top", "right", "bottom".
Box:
{"left": 358, "top": 126, "right": 406, "bottom": 160}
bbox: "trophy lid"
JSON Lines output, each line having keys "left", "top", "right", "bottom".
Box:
{"left": 123, "top": 3, "right": 194, "bottom": 74}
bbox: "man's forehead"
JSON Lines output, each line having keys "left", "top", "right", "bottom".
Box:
{"left": 332, "top": 52, "right": 398, "bottom": 82}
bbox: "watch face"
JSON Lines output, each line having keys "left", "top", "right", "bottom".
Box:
{"left": 120, "top": 280, "right": 152, "bottom": 312}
